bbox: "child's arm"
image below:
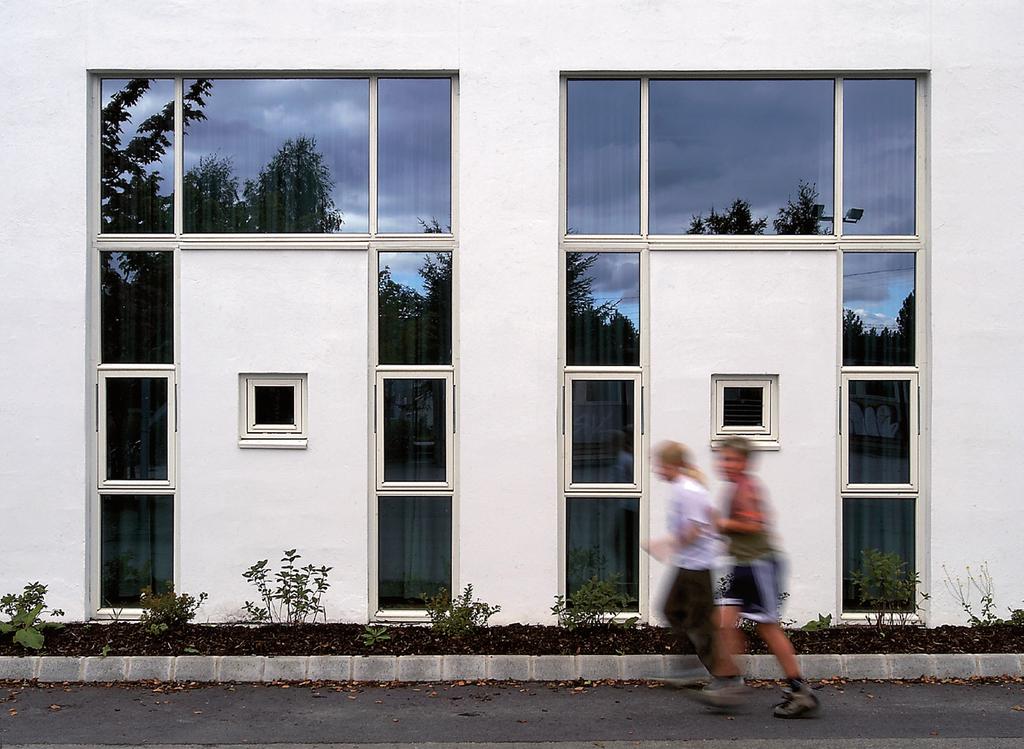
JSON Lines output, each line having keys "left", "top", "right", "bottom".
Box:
{"left": 716, "top": 484, "right": 764, "bottom": 534}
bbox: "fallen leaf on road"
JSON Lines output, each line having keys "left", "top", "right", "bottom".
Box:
{"left": 48, "top": 704, "right": 61, "bottom": 711}
{"left": 8, "top": 709, "right": 17, "bottom": 717}
{"left": 517, "top": 719, "right": 528, "bottom": 724}
{"left": 1011, "top": 705, "right": 1024, "bottom": 712}
{"left": 193, "top": 710, "right": 203, "bottom": 715}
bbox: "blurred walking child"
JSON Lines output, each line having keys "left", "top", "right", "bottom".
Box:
{"left": 702, "top": 435, "right": 819, "bottom": 718}
{"left": 650, "top": 441, "right": 722, "bottom": 683}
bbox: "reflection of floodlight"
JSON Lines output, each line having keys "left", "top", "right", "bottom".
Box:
{"left": 812, "top": 204, "right": 865, "bottom": 223}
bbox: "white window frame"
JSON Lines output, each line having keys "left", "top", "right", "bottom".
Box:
{"left": 238, "top": 373, "right": 308, "bottom": 448}
{"left": 563, "top": 371, "right": 643, "bottom": 494}
{"left": 374, "top": 368, "right": 455, "bottom": 493}
{"left": 711, "top": 374, "right": 779, "bottom": 448}
{"left": 97, "top": 367, "right": 176, "bottom": 490}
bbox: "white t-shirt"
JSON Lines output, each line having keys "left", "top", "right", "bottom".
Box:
{"left": 667, "top": 475, "right": 722, "bottom": 571}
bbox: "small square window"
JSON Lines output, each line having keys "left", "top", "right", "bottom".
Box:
{"left": 239, "top": 374, "right": 307, "bottom": 448}
{"left": 711, "top": 375, "right": 779, "bottom": 448}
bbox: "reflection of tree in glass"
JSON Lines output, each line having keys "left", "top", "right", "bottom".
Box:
{"left": 686, "top": 180, "right": 827, "bottom": 236}
{"left": 378, "top": 253, "right": 453, "bottom": 365}
{"left": 566, "top": 253, "right": 639, "bottom": 366}
{"left": 101, "top": 79, "right": 212, "bottom": 232}
{"left": 844, "top": 290, "right": 915, "bottom": 366}
{"left": 101, "top": 251, "right": 172, "bottom": 363}
{"left": 418, "top": 216, "right": 450, "bottom": 234}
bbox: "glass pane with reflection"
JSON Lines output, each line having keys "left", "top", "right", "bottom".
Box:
{"left": 106, "top": 378, "right": 169, "bottom": 481}
{"left": 383, "top": 379, "right": 447, "bottom": 482}
{"left": 723, "top": 387, "right": 764, "bottom": 427}
{"left": 566, "top": 497, "right": 640, "bottom": 608}
{"left": 101, "top": 251, "right": 174, "bottom": 364}
{"left": 843, "top": 498, "right": 915, "bottom": 611}
{"left": 183, "top": 78, "right": 370, "bottom": 233}
{"left": 566, "top": 79, "right": 641, "bottom": 235}
{"left": 378, "top": 78, "right": 452, "bottom": 233}
{"left": 566, "top": 253, "right": 640, "bottom": 366}
{"left": 843, "top": 252, "right": 915, "bottom": 366}
{"left": 843, "top": 79, "right": 916, "bottom": 236}
{"left": 571, "top": 380, "right": 635, "bottom": 485}
{"left": 650, "top": 79, "right": 834, "bottom": 235}
{"left": 101, "top": 494, "right": 174, "bottom": 607}
{"left": 378, "top": 496, "right": 451, "bottom": 609}
{"left": 101, "top": 79, "right": 175, "bottom": 233}
{"left": 848, "top": 379, "right": 911, "bottom": 485}
{"left": 378, "top": 252, "right": 452, "bottom": 365}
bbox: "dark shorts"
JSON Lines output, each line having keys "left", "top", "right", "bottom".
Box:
{"left": 718, "top": 556, "right": 785, "bottom": 624}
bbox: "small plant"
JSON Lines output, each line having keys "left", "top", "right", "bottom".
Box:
{"left": 359, "top": 624, "right": 393, "bottom": 647}
{"left": 551, "top": 575, "right": 633, "bottom": 630}
{"left": 850, "top": 549, "right": 926, "bottom": 628}
{"left": 802, "top": 613, "right": 833, "bottom": 631}
{"left": 0, "top": 582, "right": 65, "bottom": 650}
{"left": 424, "top": 584, "right": 501, "bottom": 637}
{"left": 242, "top": 549, "right": 332, "bottom": 624}
{"left": 139, "top": 585, "right": 208, "bottom": 636}
{"left": 942, "top": 563, "right": 1004, "bottom": 626}
{"left": 1009, "top": 607, "right": 1024, "bottom": 626}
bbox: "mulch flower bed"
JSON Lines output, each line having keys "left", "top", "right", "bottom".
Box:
{"left": 3, "top": 622, "right": 1024, "bottom": 657}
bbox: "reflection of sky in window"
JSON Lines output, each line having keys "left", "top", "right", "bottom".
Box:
{"left": 567, "top": 80, "right": 641, "bottom": 235}
{"left": 843, "top": 79, "right": 916, "bottom": 235}
{"left": 378, "top": 251, "right": 445, "bottom": 295}
{"left": 183, "top": 79, "right": 370, "bottom": 232}
{"left": 583, "top": 253, "right": 641, "bottom": 330}
{"left": 649, "top": 79, "right": 834, "bottom": 234}
{"left": 102, "top": 79, "right": 175, "bottom": 197}
{"left": 377, "top": 79, "right": 451, "bottom": 233}
{"left": 843, "top": 252, "right": 915, "bottom": 331}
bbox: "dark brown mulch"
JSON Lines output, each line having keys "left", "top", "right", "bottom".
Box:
{"left": 2, "top": 622, "right": 1023, "bottom": 657}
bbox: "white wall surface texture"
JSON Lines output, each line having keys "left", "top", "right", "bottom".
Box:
{"left": 1, "top": 1, "right": 1022, "bottom": 625}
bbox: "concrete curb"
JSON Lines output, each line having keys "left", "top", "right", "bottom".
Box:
{"left": 0, "top": 653, "right": 1020, "bottom": 683}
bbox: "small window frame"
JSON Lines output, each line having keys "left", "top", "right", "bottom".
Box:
{"left": 840, "top": 371, "right": 919, "bottom": 493}
{"left": 238, "top": 373, "right": 307, "bottom": 449}
{"left": 98, "top": 368, "right": 176, "bottom": 489}
{"left": 711, "top": 374, "right": 779, "bottom": 449}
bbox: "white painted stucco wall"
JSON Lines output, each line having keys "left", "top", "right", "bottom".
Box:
{"left": 1, "top": 0, "right": 1022, "bottom": 625}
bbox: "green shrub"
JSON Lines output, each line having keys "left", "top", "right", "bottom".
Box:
{"left": 801, "top": 613, "right": 833, "bottom": 631}
{"left": 424, "top": 584, "right": 501, "bottom": 637}
{"left": 139, "top": 585, "right": 207, "bottom": 636}
{"left": 0, "top": 582, "right": 65, "bottom": 650}
{"left": 551, "top": 575, "right": 634, "bottom": 630}
{"left": 1009, "top": 608, "right": 1024, "bottom": 626}
{"left": 359, "top": 624, "right": 392, "bottom": 646}
{"left": 942, "top": 563, "right": 1011, "bottom": 626}
{"left": 242, "top": 549, "right": 332, "bottom": 624}
{"left": 851, "top": 549, "right": 926, "bottom": 627}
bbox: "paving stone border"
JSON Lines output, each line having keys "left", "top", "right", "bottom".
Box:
{"left": 0, "top": 653, "right": 1020, "bottom": 683}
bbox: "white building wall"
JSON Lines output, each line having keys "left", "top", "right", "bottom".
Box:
{"left": 0, "top": 0, "right": 1022, "bottom": 624}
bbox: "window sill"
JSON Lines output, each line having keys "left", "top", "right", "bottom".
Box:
{"left": 711, "top": 439, "right": 780, "bottom": 451}
{"left": 238, "top": 438, "right": 308, "bottom": 449}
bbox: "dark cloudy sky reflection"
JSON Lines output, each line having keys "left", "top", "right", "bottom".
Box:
{"left": 103, "top": 79, "right": 176, "bottom": 197}
{"left": 184, "top": 78, "right": 370, "bottom": 232}
{"left": 650, "top": 79, "right": 834, "bottom": 235}
{"left": 844, "top": 79, "right": 916, "bottom": 235}
{"left": 583, "top": 253, "right": 641, "bottom": 331}
{"left": 843, "top": 252, "right": 915, "bottom": 331}
{"left": 377, "top": 78, "right": 451, "bottom": 233}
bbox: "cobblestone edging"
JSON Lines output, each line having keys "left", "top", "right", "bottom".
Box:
{"left": 0, "top": 653, "right": 1021, "bottom": 683}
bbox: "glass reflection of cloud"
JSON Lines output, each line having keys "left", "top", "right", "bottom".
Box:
{"left": 102, "top": 79, "right": 175, "bottom": 197}
{"left": 585, "top": 253, "right": 641, "bottom": 330}
{"left": 379, "top": 251, "right": 436, "bottom": 296}
{"left": 843, "top": 253, "right": 915, "bottom": 331}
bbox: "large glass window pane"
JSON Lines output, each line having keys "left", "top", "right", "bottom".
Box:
{"left": 100, "top": 494, "right": 174, "bottom": 607}
{"left": 843, "top": 498, "right": 915, "bottom": 611}
{"left": 843, "top": 79, "right": 916, "bottom": 236}
{"left": 100, "top": 251, "right": 173, "bottom": 364}
{"left": 566, "top": 498, "right": 640, "bottom": 608}
{"left": 106, "top": 378, "right": 169, "bottom": 481}
{"left": 650, "top": 79, "right": 834, "bottom": 235}
{"left": 378, "top": 496, "right": 452, "bottom": 609}
{"left": 183, "top": 78, "right": 370, "bottom": 233}
{"left": 566, "top": 79, "right": 641, "bottom": 235}
{"left": 377, "top": 78, "right": 451, "bottom": 234}
{"left": 101, "top": 79, "right": 175, "bottom": 233}
{"left": 843, "top": 252, "right": 915, "bottom": 366}
{"left": 383, "top": 379, "right": 447, "bottom": 482}
{"left": 566, "top": 253, "right": 640, "bottom": 366}
{"left": 571, "top": 380, "right": 635, "bottom": 485}
{"left": 378, "top": 252, "right": 452, "bottom": 365}
{"left": 848, "top": 380, "right": 911, "bottom": 485}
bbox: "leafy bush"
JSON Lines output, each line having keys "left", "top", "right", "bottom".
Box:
{"left": 943, "top": 563, "right": 1024, "bottom": 626}
{"left": 242, "top": 549, "right": 332, "bottom": 624}
{"left": 802, "top": 613, "right": 833, "bottom": 631}
{"left": 851, "top": 549, "right": 927, "bottom": 627}
{"left": 424, "top": 584, "right": 501, "bottom": 637}
{"left": 139, "top": 586, "right": 207, "bottom": 636}
{"left": 359, "top": 624, "right": 392, "bottom": 646}
{"left": 551, "top": 575, "right": 635, "bottom": 630}
{"left": 1009, "top": 608, "right": 1024, "bottom": 626}
{"left": 0, "top": 582, "right": 65, "bottom": 650}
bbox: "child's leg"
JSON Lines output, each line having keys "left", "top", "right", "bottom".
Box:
{"left": 682, "top": 569, "right": 717, "bottom": 673}
{"left": 714, "top": 605, "right": 745, "bottom": 678}
{"left": 755, "top": 622, "right": 801, "bottom": 680}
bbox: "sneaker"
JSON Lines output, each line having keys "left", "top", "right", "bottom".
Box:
{"left": 772, "top": 685, "right": 819, "bottom": 719}
{"left": 692, "top": 677, "right": 749, "bottom": 708}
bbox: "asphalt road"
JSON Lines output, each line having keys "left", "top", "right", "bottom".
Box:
{"left": 0, "top": 680, "right": 1022, "bottom": 748}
